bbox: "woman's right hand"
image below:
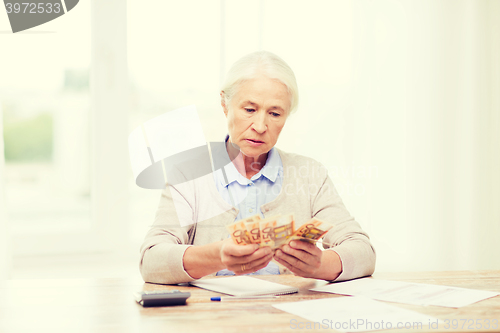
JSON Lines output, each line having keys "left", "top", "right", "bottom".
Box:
{"left": 219, "top": 238, "right": 273, "bottom": 275}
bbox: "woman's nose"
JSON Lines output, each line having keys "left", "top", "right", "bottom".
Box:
{"left": 252, "top": 112, "right": 267, "bottom": 133}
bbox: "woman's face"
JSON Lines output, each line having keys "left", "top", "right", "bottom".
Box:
{"left": 222, "top": 75, "right": 290, "bottom": 159}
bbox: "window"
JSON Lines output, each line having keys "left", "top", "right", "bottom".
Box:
{"left": 1, "top": 2, "right": 94, "bottom": 255}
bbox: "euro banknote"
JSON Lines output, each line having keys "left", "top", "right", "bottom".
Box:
{"left": 226, "top": 214, "right": 332, "bottom": 250}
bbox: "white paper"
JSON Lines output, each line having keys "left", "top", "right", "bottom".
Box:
{"left": 274, "top": 296, "right": 435, "bottom": 332}
{"left": 310, "top": 278, "right": 499, "bottom": 308}
{"left": 190, "top": 276, "right": 298, "bottom": 297}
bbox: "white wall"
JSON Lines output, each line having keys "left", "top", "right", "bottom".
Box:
{"left": 361, "top": 0, "right": 500, "bottom": 271}
{"left": 125, "top": 0, "right": 500, "bottom": 272}
{"left": 90, "top": 0, "right": 130, "bottom": 251}
{"left": 279, "top": 0, "right": 500, "bottom": 272}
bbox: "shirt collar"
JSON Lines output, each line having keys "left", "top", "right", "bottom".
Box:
{"left": 216, "top": 135, "right": 282, "bottom": 187}
{"left": 258, "top": 146, "right": 281, "bottom": 183}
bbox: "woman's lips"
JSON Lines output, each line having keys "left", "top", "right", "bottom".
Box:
{"left": 245, "top": 139, "right": 264, "bottom": 147}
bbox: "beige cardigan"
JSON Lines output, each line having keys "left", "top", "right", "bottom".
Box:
{"left": 139, "top": 149, "right": 376, "bottom": 284}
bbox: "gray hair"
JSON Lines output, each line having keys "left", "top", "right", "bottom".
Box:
{"left": 221, "top": 51, "right": 299, "bottom": 114}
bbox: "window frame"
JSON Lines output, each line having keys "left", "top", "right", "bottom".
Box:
{"left": 10, "top": 0, "right": 131, "bottom": 257}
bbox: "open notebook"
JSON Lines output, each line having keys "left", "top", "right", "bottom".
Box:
{"left": 189, "top": 276, "right": 299, "bottom": 297}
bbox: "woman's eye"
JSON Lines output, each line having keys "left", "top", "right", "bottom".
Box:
{"left": 245, "top": 108, "right": 256, "bottom": 113}
{"left": 270, "top": 112, "right": 281, "bottom": 117}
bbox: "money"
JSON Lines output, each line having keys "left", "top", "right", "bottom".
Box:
{"left": 226, "top": 220, "right": 252, "bottom": 245}
{"left": 227, "top": 214, "right": 332, "bottom": 250}
{"left": 287, "top": 217, "right": 333, "bottom": 245}
{"left": 259, "top": 215, "right": 280, "bottom": 248}
{"left": 243, "top": 215, "right": 262, "bottom": 244}
{"left": 272, "top": 214, "right": 295, "bottom": 248}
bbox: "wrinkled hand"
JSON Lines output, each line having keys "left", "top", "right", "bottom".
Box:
{"left": 274, "top": 240, "right": 322, "bottom": 278}
{"left": 220, "top": 238, "right": 273, "bottom": 275}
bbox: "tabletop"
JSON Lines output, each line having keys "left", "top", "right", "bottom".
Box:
{"left": 0, "top": 270, "right": 499, "bottom": 333}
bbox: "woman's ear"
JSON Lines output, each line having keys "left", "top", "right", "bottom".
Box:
{"left": 220, "top": 91, "right": 228, "bottom": 117}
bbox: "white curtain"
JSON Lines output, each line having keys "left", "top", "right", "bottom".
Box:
{"left": 0, "top": 103, "right": 10, "bottom": 280}
{"left": 281, "top": 0, "right": 500, "bottom": 272}
{"left": 357, "top": 0, "right": 500, "bottom": 271}
{"left": 270, "top": 0, "right": 499, "bottom": 272}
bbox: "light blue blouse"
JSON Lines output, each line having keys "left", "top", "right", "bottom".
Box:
{"left": 213, "top": 137, "right": 283, "bottom": 276}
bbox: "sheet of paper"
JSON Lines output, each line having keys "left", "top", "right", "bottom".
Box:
{"left": 189, "top": 276, "right": 298, "bottom": 297}
{"left": 310, "top": 278, "right": 499, "bottom": 308}
{"left": 273, "top": 296, "right": 435, "bottom": 332}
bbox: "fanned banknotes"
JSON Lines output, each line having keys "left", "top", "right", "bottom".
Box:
{"left": 226, "top": 214, "right": 333, "bottom": 250}
{"left": 286, "top": 217, "right": 333, "bottom": 245}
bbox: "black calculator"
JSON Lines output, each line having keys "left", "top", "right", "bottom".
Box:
{"left": 134, "top": 290, "right": 191, "bottom": 307}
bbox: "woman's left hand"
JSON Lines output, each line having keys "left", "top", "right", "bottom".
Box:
{"left": 273, "top": 240, "right": 323, "bottom": 278}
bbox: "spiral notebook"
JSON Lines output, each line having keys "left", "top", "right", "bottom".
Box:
{"left": 189, "top": 276, "right": 299, "bottom": 297}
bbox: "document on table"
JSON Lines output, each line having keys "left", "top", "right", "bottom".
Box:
{"left": 274, "top": 296, "right": 435, "bottom": 333}
{"left": 310, "top": 278, "right": 499, "bottom": 308}
{"left": 189, "top": 276, "right": 298, "bottom": 296}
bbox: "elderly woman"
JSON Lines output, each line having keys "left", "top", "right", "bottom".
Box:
{"left": 140, "top": 51, "right": 375, "bottom": 284}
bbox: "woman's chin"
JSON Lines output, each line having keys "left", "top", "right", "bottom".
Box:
{"left": 240, "top": 147, "right": 269, "bottom": 159}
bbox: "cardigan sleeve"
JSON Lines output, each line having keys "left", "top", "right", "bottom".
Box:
{"left": 312, "top": 170, "right": 376, "bottom": 281}
{"left": 139, "top": 184, "right": 197, "bottom": 285}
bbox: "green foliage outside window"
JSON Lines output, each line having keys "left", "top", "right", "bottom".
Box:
{"left": 3, "top": 113, "right": 53, "bottom": 162}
